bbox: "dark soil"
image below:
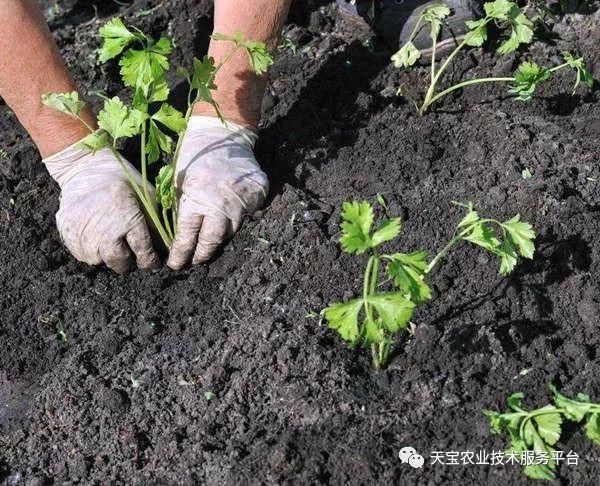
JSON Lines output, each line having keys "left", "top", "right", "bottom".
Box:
{"left": 2, "top": 1, "right": 600, "bottom": 484}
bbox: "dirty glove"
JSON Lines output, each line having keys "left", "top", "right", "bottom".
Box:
{"left": 43, "top": 143, "right": 160, "bottom": 274}
{"left": 167, "top": 116, "right": 268, "bottom": 270}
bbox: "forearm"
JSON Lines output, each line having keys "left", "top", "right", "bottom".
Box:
{"left": 0, "top": 0, "right": 95, "bottom": 157}
{"left": 192, "top": 0, "right": 292, "bottom": 129}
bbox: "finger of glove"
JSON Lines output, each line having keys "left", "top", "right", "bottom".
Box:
{"left": 100, "top": 239, "right": 134, "bottom": 274}
{"left": 167, "top": 204, "right": 203, "bottom": 270}
{"left": 192, "top": 215, "right": 231, "bottom": 264}
{"left": 126, "top": 223, "right": 160, "bottom": 270}
{"left": 57, "top": 219, "right": 102, "bottom": 266}
{"left": 224, "top": 180, "right": 267, "bottom": 233}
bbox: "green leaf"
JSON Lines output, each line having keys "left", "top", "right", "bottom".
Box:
{"left": 119, "top": 48, "right": 170, "bottom": 93}
{"left": 98, "top": 97, "right": 145, "bottom": 142}
{"left": 507, "top": 392, "right": 525, "bottom": 411}
{"left": 363, "top": 317, "right": 385, "bottom": 345}
{"left": 483, "top": 0, "right": 514, "bottom": 19}
{"left": 152, "top": 37, "right": 172, "bottom": 56}
{"left": 375, "top": 193, "right": 388, "bottom": 210}
{"left": 211, "top": 32, "right": 245, "bottom": 44}
{"left": 98, "top": 18, "right": 143, "bottom": 63}
{"left": 530, "top": 428, "right": 558, "bottom": 478}
{"left": 456, "top": 203, "right": 480, "bottom": 229}
{"left": 422, "top": 3, "right": 451, "bottom": 40}
{"left": 147, "top": 120, "right": 173, "bottom": 163}
{"left": 491, "top": 3, "right": 533, "bottom": 54}
{"left": 522, "top": 417, "right": 537, "bottom": 446}
{"left": 533, "top": 407, "right": 562, "bottom": 445}
{"left": 464, "top": 19, "right": 488, "bottom": 47}
{"left": 391, "top": 42, "right": 421, "bottom": 68}
{"left": 462, "top": 222, "right": 501, "bottom": 253}
{"left": 386, "top": 252, "right": 431, "bottom": 303}
{"left": 132, "top": 87, "right": 149, "bottom": 112}
{"left": 191, "top": 55, "right": 217, "bottom": 89}
{"left": 508, "top": 61, "right": 551, "bottom": 101}
{"left": 211, "top": 32, "right": 273, "bottom": 75}
{"left": 497, "top": 239, "right": 518, "bottom": 276}
{"left": 78, "top": 130, "right": 110, "bottom": 153}
{"left": 323, "top": 298, "right": 363, "bottom": 344}
{"left": 340, "top": 201, "right": 374, "bottom": 254}
{"left": 483, "top": 410, "right": 505, "bottom": 433}
{"left": 366, "top": 292, "right": 415, "bottom": 333}
{"left": 498, "top": 23, "right": 533, "bottom": 54}
{"left": 585, "top": 412, "right": 600, "bottom": 445}
{"left": 549, "top": 384, "right": 592, "bottom": 422}
{"left": 151, "top": 103, "right": 186, "bottom": 133}
{"left": 156, "top": 165, "right": 175, "bottom": 209}
{"left": 41, "top": 91, "right": 85, "bottom": 118}
{"left": 371, "top": 218, "right": 401, "bottom": 247}
{"left": 190, "top": 56, "right": 222, "bottom": 118}
{"left": 524, "top": 464, "right": 556, "bottom": 480}
{"left": 501, "top": 215, "right": 535, "bottom": 259}
{"left": 177, "top": 66, "right": 191, "bottom": 82}
{"left": 563, "top": 52, "right": 595, "bottom": 93}
{"left": 243, "top": 40, "right": 274, "bottom": 75}
{"left": 149, "top": 78, "right": 170, "bottom": 103}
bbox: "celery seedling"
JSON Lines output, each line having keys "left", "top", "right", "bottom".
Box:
{"left": 42, "top": 19, "right": 273, "bottom": 248}
{"left": 484, "top": 384, "right": 600, "bottom": 480}
{"left": 392, "top": 0, "right": 594, "bottom": 113}
{"left": 323, "top": 200, "right": 535, "bottom": 368}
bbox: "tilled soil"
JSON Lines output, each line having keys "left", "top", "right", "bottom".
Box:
{"left": 1, "top": 1, "right": 600, "bottom": 484}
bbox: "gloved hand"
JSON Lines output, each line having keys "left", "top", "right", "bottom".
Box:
{"left": 43, "top": 144, "right": 160, "bottom": 274}
{"left": 167, "top": 116, "right": 268, "bottom": 270}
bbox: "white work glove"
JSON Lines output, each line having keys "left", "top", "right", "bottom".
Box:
{"left": 167, "top": 116, "right": 268, "bottom": 270}
{"left": 43, "top": 144, "right": 160, "bottom": 274}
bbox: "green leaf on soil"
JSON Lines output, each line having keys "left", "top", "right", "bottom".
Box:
{"left": 507, "top": 392, "right": 525, "bottom": 411}
{"left": 391, "top": 42, "right": 421, "bottom": 68}
{"left": 508, "top": 61, "right": 551, "bottom": 101}
{"left": 386, "top": 251, "right": 431, "bottom": 303}
{"left": 366, "top": 292, "right": 415, "bottom": 333}
{"left": 585, "top": 412, "right": 600, "bottom": 445}
{"left": 563, "top": 52, "right": 595, "bottom": 93}
{"left": 371, "top": 218, "right": 401, "bottom": 247}
{"left": 323, "top": 298, "right": 363, "bottom": 344}
{"left": 340, "top": 201, "right": 374, "bottom": 254}
{"left": 464, "top": 19, "right": 488, "bottom": 47}
{"left": 501, "top": 215, "right": 535, "bottom": 259}
{"left": 533, "top": 407, "right": 562, "bottom": 445}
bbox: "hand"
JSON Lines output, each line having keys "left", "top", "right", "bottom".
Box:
{"left": 167, "top": 116, "right": 268, "bottom": 270}
{"left": 43, "top": 144, "right": 159, "bottom": 274}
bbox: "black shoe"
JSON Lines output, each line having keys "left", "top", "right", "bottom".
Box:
{"left": 337, "top": 0, "right": 482, "bottom": 53}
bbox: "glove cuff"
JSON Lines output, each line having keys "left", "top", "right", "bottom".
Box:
{"left": 42, "top": 134, "right": 110, "bottom": 187}
{"left": 186, "top": 116, "right": 259, "bottom": 149}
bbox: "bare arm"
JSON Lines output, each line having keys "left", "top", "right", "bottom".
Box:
{"left": 0, "top": 0, "right": 96, "bottom": 158}
{"left": 192, "top": 0, "right": 293, "bottom": 129}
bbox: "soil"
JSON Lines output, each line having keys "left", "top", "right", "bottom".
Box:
{"left": 2, "top": 0, "right": 600, "bottom": 484}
